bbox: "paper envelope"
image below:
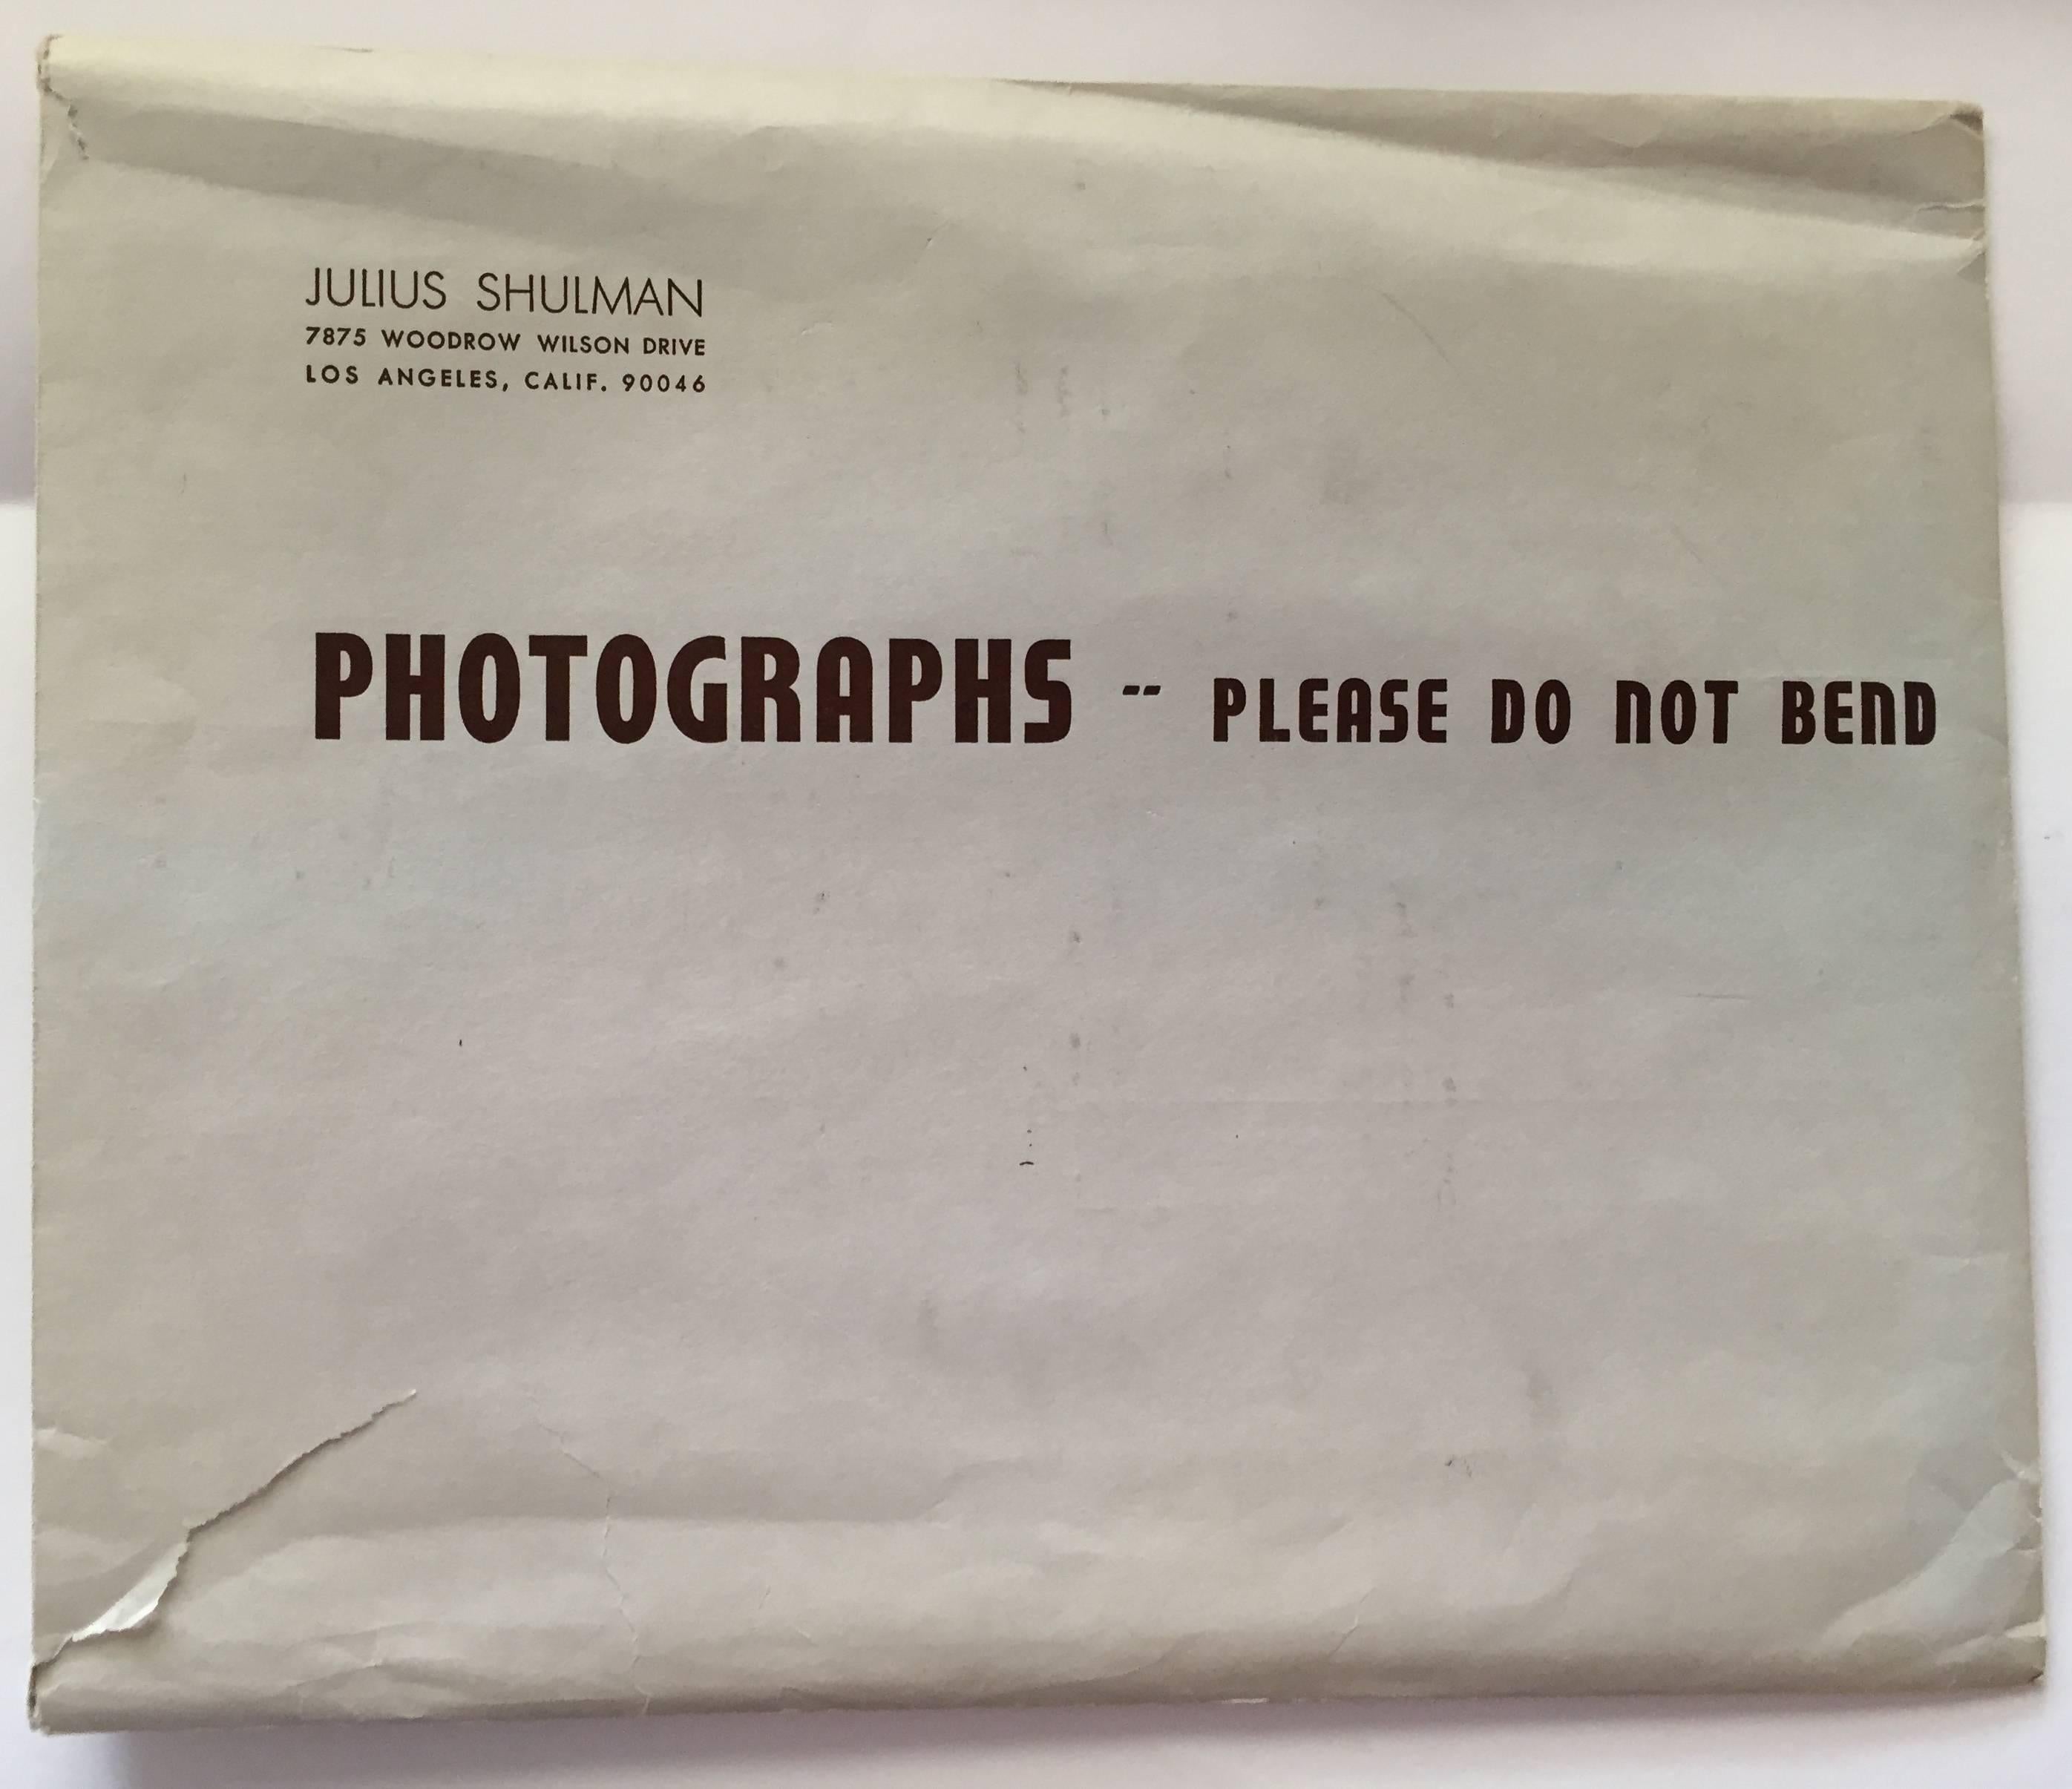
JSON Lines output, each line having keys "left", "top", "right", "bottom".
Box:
{"left": 31, "top": 35, "right": 2042, "bottom": 1728}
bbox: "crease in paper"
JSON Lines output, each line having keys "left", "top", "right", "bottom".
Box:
{"left": 532, "top": 1414, "right": 657, "bottom": 1715}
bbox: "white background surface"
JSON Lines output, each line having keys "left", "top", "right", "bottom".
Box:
{"left": 3, "top": 2, "right": 2068, "bottom": 1783}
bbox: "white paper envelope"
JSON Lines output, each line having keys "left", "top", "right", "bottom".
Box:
{"left": 31, "top": 35, "right": 2042, "bottom": 1729}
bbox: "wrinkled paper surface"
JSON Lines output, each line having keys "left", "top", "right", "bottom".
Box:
{"left": 32, "top": 34, "right": 2043, "bottom": 1730}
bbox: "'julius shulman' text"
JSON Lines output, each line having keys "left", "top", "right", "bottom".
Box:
{"left": 306, "top": 266, "right": 703, "bottom": 316}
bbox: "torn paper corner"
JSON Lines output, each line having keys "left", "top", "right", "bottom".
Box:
{"left": 30, "top": 1390, "right": 418, "bottom": 1706}
{"left": 36, "top": 37, "right": 91, "bottom": 165}
{"left": 47, "top": 1543, "right": 188, "bottom": 1654}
